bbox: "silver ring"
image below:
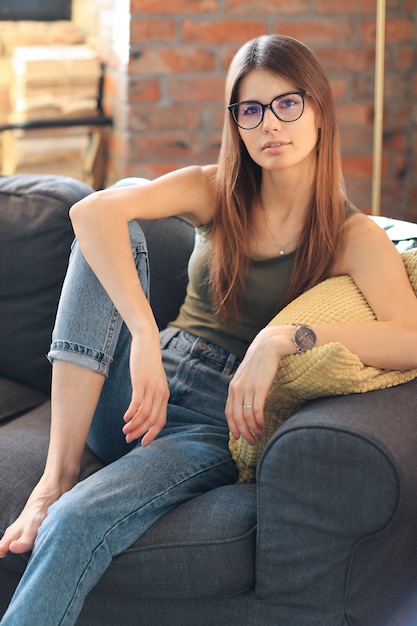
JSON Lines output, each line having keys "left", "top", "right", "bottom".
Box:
{"left": 243, "top": 404, "right": 253, "bottom": 409}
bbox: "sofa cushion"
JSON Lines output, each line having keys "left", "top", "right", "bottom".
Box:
{"left": 0, "top": 402, "right": 103, "bottom": 531}
{"left": 0, "top": 401, "right": 256, "bottom": 600}
{"left": 138, "top": 216, "right": 195, "bottom": 330}
{"left": 96, "top": 483, "right": 257, "bottom": 600}
{"left": 0, "top": 377, "right": 47, "bottom": 424}
{"left": 0, "top": 174, "right": 94, "bottom": 394}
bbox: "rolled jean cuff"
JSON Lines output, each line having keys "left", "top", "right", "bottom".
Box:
{"left": 48, "top": 340, "right": 113, "bottom": 377}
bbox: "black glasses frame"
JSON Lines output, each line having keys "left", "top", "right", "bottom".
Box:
{"left": 228, "top": 91, "right": 308, "bottom": 130}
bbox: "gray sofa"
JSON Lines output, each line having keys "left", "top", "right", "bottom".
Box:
{"left": 1, "top": 174, "right": 417, "bottom": 626}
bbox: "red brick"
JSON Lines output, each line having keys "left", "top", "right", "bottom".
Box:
{"left": 405, "top": 0, "right": 417, "bottom": 11}
{"left": 126, "top": 105, "right": 203, "bottom": 132}
{"left": 344, "top": 178, "right": 372, "bottom": 212}
{"left": 205, "top": 132, "right": 222, "bottom": 160}
{"left": 274, "top": 19, "right": 355, "bottom": 45}
{"left": 207, "top": 107, "right": 226, "bottom": 129}
{"left": 316, "top": 47, "right": 375, "bottom": 73}
{"left": 393, "top": 154, "right": 407, "bottom": 180}
{"left": 364, "top": 17, "right": 414, "bottom": 44}
{"left": 129, "top": 47, "right": 216, "bottom": 74}
{"left": 339, "top": 126, "right": 373, "bottom": 154}
{"left": 166, "top": 77, "right": 226, "bottom": 104}
{"left": 386, "top": 18, "right": 414, "bottom": 42}
{"left": 130, "top": 18, "right": 175, "bottom": 43}
{"left": 394, "top": 46, "right": 415, "bottom": 70}
{"left": 181, "top": 19, "right": 266, "bottom": 44}
{"left": 316, "top": 0, "right": 375, "bottom": 14}
{"left": 383, "top": 130, "right": 407, "bottom": 151}
{"left": 342, "top": 155, "right": 375, "bottom": 178}
{"left": 133, "top": 132, "right": 203, "bottom": 160}
{"left": 336, "top": 103, "right": 373, "bottom": 127}
{"left": 127, "top": 78, "right": 161, "bottom": 103}
{"left": 226, "top": 0, "right": 312, "bottom": 14}
{"left": 405, "top": 203, "right": 417, "bottom": 225}
{"left": 131, "top": 0, "right": 217, "bottom": 13}
{"left": 329, "top": 78, "right": 348, "bottom": 100}
{"left": 360, "top": 16, "right": 413, "bottom": 43}
{"left": 388, "top": 103, "right": 413, "bottom": 127}
{"left": 384, "top": 73, "right": 409, "bottom": 101}
{"left": 352, "top": 75, "right": 375, "bottom": 100}
{"left": 219, "top": 47, "right": 241, "bottom": 72}
{"left": 360, "top": 20, "right": 377, "bottom": 44}
{"left": 380, "top": 180, "right": 408, "bottom": 218}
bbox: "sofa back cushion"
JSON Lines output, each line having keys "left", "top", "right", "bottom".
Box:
{"left": 138, "top": 216, "right": 195, "bottom": 331}
{"left": 0, "top": 175, "right": 196, "bottom": 395}
{"left": 0, "top": 174, "right": 94, "bottom": 394}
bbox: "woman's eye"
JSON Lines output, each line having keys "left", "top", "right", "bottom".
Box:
{"left": 279, "top": 98, "right": 296, "bottom": 109}
{"left": 242, "top": 104, "right": 261, "bottom": 116}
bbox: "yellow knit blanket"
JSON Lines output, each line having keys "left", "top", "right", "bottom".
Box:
{"left": 229, "top": 248, "right": 417, "bottom": 483}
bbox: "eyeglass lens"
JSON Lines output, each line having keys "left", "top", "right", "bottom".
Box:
{"left": 233, "top": 93, "right": 304, "bottom": 129}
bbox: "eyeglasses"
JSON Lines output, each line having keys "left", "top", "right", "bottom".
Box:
{"left": 228, "top": 91, "right": 308, "bottom": 130}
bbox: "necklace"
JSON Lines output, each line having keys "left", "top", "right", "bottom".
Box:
{"left": 262, "top": 211, "right": 303, "bottom": 256}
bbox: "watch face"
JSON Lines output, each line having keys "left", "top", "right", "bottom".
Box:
{"left": 294, "top": 325, "right": 316, "bottom": 351}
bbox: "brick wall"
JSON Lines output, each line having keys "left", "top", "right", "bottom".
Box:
{"left": 1, "top": 1, "right": 416, "bottom": 219}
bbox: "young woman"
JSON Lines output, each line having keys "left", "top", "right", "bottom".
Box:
{"left": 1, "top": 34, "right": 417, "bottom": 625}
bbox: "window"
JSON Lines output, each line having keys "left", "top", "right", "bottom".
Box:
{"left": 0, "top": 0, "right": 71, "bottom": 21}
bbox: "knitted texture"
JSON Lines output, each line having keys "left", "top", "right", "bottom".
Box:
{"left": 229, "top": 248, "right": 417, "bottom": 483}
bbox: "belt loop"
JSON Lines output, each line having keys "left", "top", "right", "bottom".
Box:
{"left": 223, "top": 352, "right": 238, "bottom": 376}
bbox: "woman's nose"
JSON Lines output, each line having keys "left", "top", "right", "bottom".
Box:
{"left": 262, "top": 106, "right": 282, "bottom": 131}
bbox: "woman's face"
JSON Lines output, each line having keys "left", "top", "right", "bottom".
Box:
{"left": 234, "top": 69, "right": 319, "bottom": 176}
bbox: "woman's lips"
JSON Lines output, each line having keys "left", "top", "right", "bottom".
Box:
{"left": 262, "top": 141, "right": 290, "bottom": 151}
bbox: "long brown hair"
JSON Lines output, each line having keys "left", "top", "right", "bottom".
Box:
{"left": 210, "top": 34, "right": 347, "bottom": 324}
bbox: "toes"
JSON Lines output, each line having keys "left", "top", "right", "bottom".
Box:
{"left": 9, "top": 538, "right": 33, "bottom": 555}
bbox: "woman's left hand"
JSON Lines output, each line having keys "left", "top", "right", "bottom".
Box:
{"left": 225, "top": 326, "right": 288, "bottom": 445}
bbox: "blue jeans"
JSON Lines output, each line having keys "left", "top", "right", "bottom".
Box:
{"left": 1, "top": 221, "right": 239, "bottom": 626}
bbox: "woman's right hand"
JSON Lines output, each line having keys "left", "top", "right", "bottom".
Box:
{"left": 122, "top": 332, "right": 170, "bottom": 447}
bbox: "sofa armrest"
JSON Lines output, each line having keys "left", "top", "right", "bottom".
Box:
{"left": 252, "top": 378, "right": 417, "bottom": 626}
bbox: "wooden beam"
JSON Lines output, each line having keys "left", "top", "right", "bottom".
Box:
{"left": 371, "top": 0, "right": 386, "bottom": 216}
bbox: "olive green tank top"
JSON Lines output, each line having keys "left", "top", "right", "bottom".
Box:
{"left": 171, "top": 201, "right": 358, "bottom": 359}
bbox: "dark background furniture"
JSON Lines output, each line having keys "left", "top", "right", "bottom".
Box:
{"left": 1, "top": 174, "right": 417, "bottom": 625}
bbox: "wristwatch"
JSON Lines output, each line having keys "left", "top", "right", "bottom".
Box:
{"left": 292, "top": 324, "right": 316, "bottom": 353}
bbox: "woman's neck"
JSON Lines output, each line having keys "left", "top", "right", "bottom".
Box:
{"left": 259, "top": 174, "right": 312, "bottom": 223}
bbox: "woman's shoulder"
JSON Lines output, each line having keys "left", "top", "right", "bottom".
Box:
{"left": 179, "top": 163, "right": 218, "bottom": 225}
{"left": 140, "top": 164, "right": 218, "bottom": 226}
{"left": 333, "top": 203, "right": 392, "bottom": 276}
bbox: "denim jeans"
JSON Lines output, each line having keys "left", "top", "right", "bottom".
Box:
{"left": 1, "top": 221, "right": 239, "bottom": 626}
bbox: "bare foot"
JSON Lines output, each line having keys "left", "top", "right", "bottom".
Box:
{"left": 0, "top": 475, "right": 75, "bottom": 557}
